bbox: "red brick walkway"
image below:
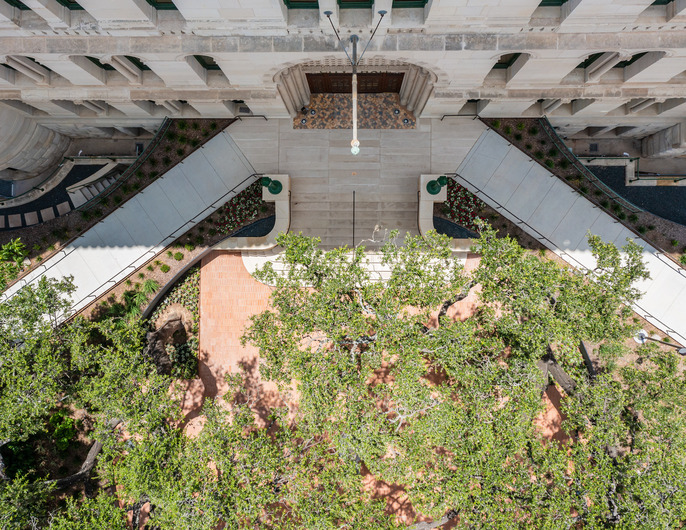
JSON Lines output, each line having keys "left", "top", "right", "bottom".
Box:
{"left": 183, "top": 251, "right": 274, "bottom": 433}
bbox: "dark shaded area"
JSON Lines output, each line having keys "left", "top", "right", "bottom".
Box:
{"left": 0, "top": 164, "right": 126, "bottom": 231}
{"left": 433, "top": 216, "right": 478, "bottom": 239}
{"left": 231, "top": 215, "right": 275, "bottom": 237}
{"left": 589, "top": 166, "right": 686, "bottom": 227}
{"left": 0, "top": 179, "right": 12, "bottom": 198}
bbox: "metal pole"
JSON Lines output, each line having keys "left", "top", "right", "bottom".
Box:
{"left": 350, "top": 35, "right": 360, "bottom": 155}
{"left": 352, "top": 190, "right": 356, "bottom": 247}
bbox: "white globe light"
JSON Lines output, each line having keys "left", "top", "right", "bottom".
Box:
{"left": 351, "top": 145, "right": 360, "bottom": 155}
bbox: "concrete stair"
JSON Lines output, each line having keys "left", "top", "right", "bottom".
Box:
{"left": 68, "top": 175, "right": 118, "bottom": 208}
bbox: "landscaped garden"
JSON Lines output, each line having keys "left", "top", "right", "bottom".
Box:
{"left": 484, "top": 117, "right": 686, "bottom": 268}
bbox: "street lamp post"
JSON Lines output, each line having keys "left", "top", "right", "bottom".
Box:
{"left": 633, "top": 329, "right": 686, "bottom": 355}
{"left": 324, "top": 10, "right": 387, "bottom": 156}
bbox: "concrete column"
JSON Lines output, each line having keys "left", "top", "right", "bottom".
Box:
{"left": 584, "top": 52, "right": 627, "bottom": 83}
{"left": 657, "top": 98, "right": 686, "bottom": 117}
{"left": 76, "top": 100, "right": 107, "bottom": 114}
{"left": 172, "top": 0, "right": 287, "bottom": 25}
{"left": 21, "top": 0, "right": 70, "bottom": 29}
{"left": 624, "top": 53, "right": 686, "bottom": 83}
{"left": 24, "top": 99, "right": 81, "bottom": 117}
{"left": 0, "top": 65, "right": 15, "bottom": 86}
{"left": 3, "top": 56, "right": 50, "bottom": 85}
{"left": 319, "top": 0, "right": 339, "bottom": 32}
{"left": 561, "top": 0, "right": 654, "bottom": 29}
{"left": 105, "top": 55, "right": 143, "bottom": 85}
{"left": 572, "top": 99, "right": 624, "bottom": 116}
{"left": 0, "top": 104, "right": 71, "bottom": 178}
{"left": 0, "top": 2, "right": 20, "bottom": 27}
{"left": 158, "top": 100, "right": 183, "bottom": 115}
{"left": 77, "top": 0, "right": 154, "bottom": 28}
{"left": 187, "top": 101, "right": 235, "bottom": 118}
{"left": 507, "top": 56, "right": 583, "bottom": 87}
{"left": 667, "top": 0, "right": 686, "bottom": 21}
{"left": 373, "top": 0, "right": 392, "bottom": 27}
{"left": 108, "top": 100, "right": 155, "bottom": 117}
{"left": 642, "top": 122, "right": 686, "bottom": 158}
{"left": 145, "top": 57, "right": 207, "bottom": 87}
{"left": 37, "top": 56, "right": 107, "bottom": 86}
{"left": 542, "top": 99, "right": 565, "bottom": 114}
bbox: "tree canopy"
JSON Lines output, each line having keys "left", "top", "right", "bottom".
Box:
{"left": 2, "top": 227, "right": 685, "bottom": 529}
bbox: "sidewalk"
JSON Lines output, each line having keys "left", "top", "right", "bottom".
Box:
{"left": 456, "top": 129, "right": 686, "bottom": 345}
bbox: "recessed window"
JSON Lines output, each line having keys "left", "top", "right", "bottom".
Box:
{"left": 54, "top": 0, "right": 83, "bottom": 9}
{"left": 338, "top": 0, "right": 373, "bottom": 8}
{"left": 194, "top": 55, "right": 221, "bottom": 71}
{"left": 651, "top": 0, "right": 672, "bottom": 5}
{"left": 4, "top": 0, "right": 30, "bottom": 9}
{"left": 283, "top": 0, "right": 319, "bottom": 7}
{"left": 538, "top": 0, "right": 568, "bottom": 5}
{"left": 492, "top": 53, "right": 521, "bottom": 70}
{"left": 392, "top": 0, "right": 428, "bottom": 6}
{"left": 145, "top": 0, "right": 178, "bottom": 9}
{"left": 615, "top": 52, "right": 647, "bottom": 69}
{"left": 125, "top": 56, "right": 151, "bottom": 71}
{"left": 86, "top": 56, "right": 115, "bottom": 71}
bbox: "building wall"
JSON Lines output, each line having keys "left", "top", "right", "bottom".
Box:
{"left": 1, "top": 0, "right": 686, "bottom": 165}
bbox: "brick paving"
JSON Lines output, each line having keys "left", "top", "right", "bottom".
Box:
{"left": 183, "top": 250, "right": 275, "bottom": 433}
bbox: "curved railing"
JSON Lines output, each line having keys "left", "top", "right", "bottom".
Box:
{"left": 538, "top": 116, "right": 643, "bottom": 214}
{"left": 74, "top": 117, "right": 173, "bottom": 212}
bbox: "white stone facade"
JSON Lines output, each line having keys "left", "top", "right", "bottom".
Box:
{"left": 2, "top": 0, "right": 686, "bottom": 176}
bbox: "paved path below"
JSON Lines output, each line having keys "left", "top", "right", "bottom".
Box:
{"left": 2, "top": 131, "right": 255, "bottom": 314}
{"left": 456, "top": 129, "right": 686, "bottom": 345}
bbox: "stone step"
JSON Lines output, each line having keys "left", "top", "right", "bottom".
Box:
{"left": 69, "top": 189, "right": 88, "bottom": 208}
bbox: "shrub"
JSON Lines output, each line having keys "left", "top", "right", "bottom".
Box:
{"left": 121, "top": 183, "right": 132, "bottom": 193}
{"left": 648, "top": 224, "right": 655, "bottom": 231}
{"left": 164, "top": 145, "right": 172, "bottom": 153}
{"left": 525, "top": 143, "right": 533, "bottom": 150}
{"left": 202, "top": 128, "right": 209, "bottom": 137}
{"left": 190, "top": 138, "right": 200, "bottom": 147}
{"left": 528, "top": 126, "right": 539, "bottom": 135}
{"left": 680, "top": 254, "right": 686, "bottom": 266}
{"left": 579, "top": 185, "right": 589, "bottom": 194}
{"left": 114, "top": 195, "right": 123, "bottom": 205}
{"left": 637, "top": 225, "right": 647, "bottom": 234}
{"left": 125, "top": 279, "right": 132, "bottom": 286}
{"left": 150, "top": 171, "right": 159, "bottom": 178}
{"left": 208, "top": 228, "right": 217, "bottom": 236}
{"left": 166, "top": 131, "right": 177, "bottom": 141}
{"left": 160, "top": 264, "right": 171, "bottom": 273}
{"left": 195, "top": 236, "right": 204, "bottom": 245}
{"left": 559, "top": 159, "right": 569, "bottom": 169}
{"left": 547, "top": 148, "right": 558, "bottom": 158}
{"left": 93, "top": 208, "right": 103, "bottom": 217}
{"left": 184, "top": 243, "right": 195, "bottom": 251}
{"left": 178, "top": 135, "right": 188, "bottom": 144}
{"left": 142, "top": 279, "right": 160, "bottom": 296}
{"left": 176, "top": 148, "right": 184, "bottom": 156}
{"left": 147, "top": 264, "right": 154, "bottom": 272}
{"left": 192, "top": 121, "right": 200, "bottom": 130}
{"left": 132, "top": 181, "right": 141, "bottom": 191}
{"left": 174, "top": 252, "right": 184, "bottom": 261}
{"left": 167, "top": 250, "right": 174, "bottom": 258}
{"left": 136, "top": 169, "right": 144, "bottom": 178}
{"left": 545, "top": 159, "right": 555, "bottom": 168}
{"left": 163, "top": 156, "right": 171, "bottom": 166}
{"left": 80, "top": 210, "right": 92, "bottom": 221}
{"left": 49, "top": 412, "right": 76, "bottom": 452}
{"left": 178, "top": 120, "right": 188, "bottom": 130}
{"left": 210, "top": 122, "right": 217, "bottom": 130}
{"left": 629, "top": 213, "right": 639, "bottom": 223}
{"left": 166, "top": 337, "right": 199, "bottom": 379}
{"left": 154, "top": 260, "right": 162, "bottom": 266}
{"left": 36, "top": 256, "right": 42, "bottom": 262}
{"left": 197, "top": 226, "right": 205, "bottom": 233}
{"left": 514, "top": 133, "right": 522, "bottom": 141}
{"left": 617, "top": 211, "right": 626, "bottom": 220}
{"left": 148, "top": 157, "right": 157, "bottom": 167}
{"left": 611, "top": 202, "right": 622, "bottom": 213}
{"left": 138, "top": 272, "right": 145, "bottom": 280}
{"left": 516, "top": 122, "right": 525, "bottom": 130}
{"left": 540, "top": 139, "right": 547, "bottom": 146}
{"left": 600, "top": 199, "right": 610, "bottom": 208}
{"left": 535, "top": 151, "right": 544, "bottom": 159}
{"left": 503, "top": 125, "right": 513, "bottom": 135}
{"left": 671, "top": 239, "right": 680, "bottom": 247}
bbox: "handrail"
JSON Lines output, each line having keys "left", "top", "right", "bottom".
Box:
{"left": 631, "top": 172, "right": 686, "bottom": 183}
{"left": 0, "top": 160, "right": 68, "bottom": 206}
{"left": 538, "top": 116, "right": 643, "bottom": 214}
{"left": 74, "top": 117, "right": 173, "bottom": 212}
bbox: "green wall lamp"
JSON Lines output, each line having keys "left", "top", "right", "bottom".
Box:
{"left": 426, "top": 175, "right": 448, "bottom": 195}
{"left": 261, "top": 176, "right": 283, "bottom": 195}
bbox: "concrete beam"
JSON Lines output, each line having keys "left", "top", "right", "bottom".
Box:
{"left": 20, "top": 0, "right": 70, "bottom": 29}
{"left": 114, "top": 126, "right": 139, "bottom": 137}
{"left": 107, "top": 100, "right": 155, "bottom": 117}
{"left": 187, "top": 100, "right": 235, "bottom": 118}
{"left": 657, "top": 98, "right": 686, "bottom": 117}
{"left": 106, "top": 55, "right": 143, "bottom": 85}
{"left": 145, "top": 57, "right": 207, "bottom": 88}
{"left": 38, "top": 56, "right": 106, "bottom": 86}
{"left": 78, "top": 0, "right": 154, "bottom": 25}
{"left": 3, "top": 56, "right": 49, "bottom": 84}
{"left": 0, "top": 64, "right": 15, "bottom": 86}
